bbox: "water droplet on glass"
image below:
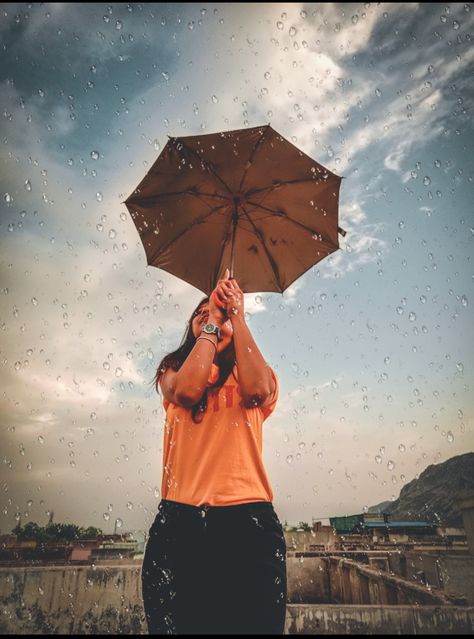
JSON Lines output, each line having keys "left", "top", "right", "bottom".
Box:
{"left": 423, "top": 176, "right": 431, "bottom": 185}
{"left": 96, "top": 192, "right": 103, "bottom": 202}
{"left": 375, "top": 455, "right": 382, "bottom": 464}
{"left": 286, "top": 455, "right": 293, "bottom": 464}
{"left": 108, "top": 229, "right": 117, "bottom": 239}
{"left": 409, "top": 312, "right": 416, "bottom": 321}
{"left": 289, "top": 26, "right": 297, "bottom": 36}
{"left": 115, "top": 367, "right": 123, "bottom": 377}
{"left": 25, "top": 180, "right": 32, "bottom": 192}
{"left": 447, "top": 431, "right": 454, "bottom": 443}
{"left": 387, "top": 460, "right": 395, "bottom": 471}
{"left": 398, "top": 444, "right": 406, "bottom": 452}
{"left": 211, "top": 95, "right": 218, "bottom": 104}
{"left": 90, "top": 150, "right": 99, "bottom": 160}
{"left": 461, "top": 295, "right": 468, "bottom": 307}
{"left": 276, "top": 20, "right": 284, "bottom": 30}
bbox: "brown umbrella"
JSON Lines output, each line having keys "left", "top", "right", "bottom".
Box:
{"left": 124, "top": 124, "right": 345, "bottom": 295}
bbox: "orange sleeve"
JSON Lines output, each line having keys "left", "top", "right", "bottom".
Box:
{"left": 260, "top": 367, "right": 279, "bottom": 420}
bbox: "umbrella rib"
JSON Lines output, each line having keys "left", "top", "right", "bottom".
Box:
{"left": 249, "top": 177, "right": 334, "bottom": 197}
{"left": 146, "top": 203, "right": 228, "bottom": 265}
{"left": 246, "top": 200, "right": 337, "bottom": 247}
{"left": 172, "top": 140, "right": 234, "bottom": 196}
{"left": 127, "top": 190, "right": 228, "bottom": 205}
{"left": 240, "top": 205, "right": 284, "bottom": 291}
{"left": 238, "top": 124, "right": 271, "bottom": 192}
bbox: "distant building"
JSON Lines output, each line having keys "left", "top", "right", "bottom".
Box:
{"left": 329, "top": 512, "right": 438, "bottom": 542}
{"left": 0, "top": 532, "right": 141, "bottom": 565}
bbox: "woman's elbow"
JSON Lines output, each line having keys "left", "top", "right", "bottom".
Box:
{"left": 242, "top": 387, "right": 271, "bottom": 408}
{"left": 175, "top": 388, "right": 204, "bottom": 408}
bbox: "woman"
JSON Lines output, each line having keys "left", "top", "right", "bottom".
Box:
{"left": 141, "top": 269, "right": 287, "bottom": 635}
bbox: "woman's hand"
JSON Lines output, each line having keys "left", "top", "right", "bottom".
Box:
{"left": 215, "top": 268, "right": 245, "bottom": 319}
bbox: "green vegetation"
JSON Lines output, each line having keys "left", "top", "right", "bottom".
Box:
{"left": 12, "top": 522, "right": 103, "bottom": 543}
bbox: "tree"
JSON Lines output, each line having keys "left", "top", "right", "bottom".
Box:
{"left": 297, "top": 521, "right": 312, "bottom": 532}
{"left": 12, "top": 521, "right": 104, "bottom": 542}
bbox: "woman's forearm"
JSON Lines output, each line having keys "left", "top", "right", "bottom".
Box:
{"left": 230, "top": 313, "right": 273, "bottom": 405}
{"left": 173, "top": 332, "right": 218, "bottom": 405}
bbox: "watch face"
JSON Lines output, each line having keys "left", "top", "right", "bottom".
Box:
{"left": 203, "top": 324, "right": 219, "bottom": 335}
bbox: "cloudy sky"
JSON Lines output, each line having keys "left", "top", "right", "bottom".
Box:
{"left": 1, "top": 3, "right": 473, "bottom": 538}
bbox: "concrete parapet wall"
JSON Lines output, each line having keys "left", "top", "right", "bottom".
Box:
{"left": 0, "top": 565, "right": 144, "bottom": 634}
{"left": 286, "top": 604, "right": 474, "bottom": 635}
{"left": 287, "top": 557, "right": 329, "bottom": 603}
{"left": 326, "top": 557, "right": 460, "bottom": 606}
{"left": 1, "top": 565, "right": 472, "bottom": 634}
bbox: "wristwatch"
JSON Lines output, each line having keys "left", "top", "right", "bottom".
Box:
{"left": 201, "top": 323, "right": 221, "bottom": 340}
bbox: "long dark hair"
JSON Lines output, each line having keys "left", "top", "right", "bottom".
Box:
{"left": 153, "top": 297, "right": 236, "bottom": 422}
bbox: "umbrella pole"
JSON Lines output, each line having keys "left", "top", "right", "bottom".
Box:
{"left": 230, "top": 208, "right": 238, "bottom": 279}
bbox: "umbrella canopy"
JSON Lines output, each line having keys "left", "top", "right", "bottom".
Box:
{"left": 124, "top": 124, "right": 344, "bottom": 295}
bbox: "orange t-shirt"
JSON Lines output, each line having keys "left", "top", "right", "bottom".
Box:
{"left": 160, "top": 363, "right": 278, "bottom": 507}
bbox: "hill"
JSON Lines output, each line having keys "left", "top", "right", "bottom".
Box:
{"left": 370, "top": 452, "right": 474, "bottom": 527}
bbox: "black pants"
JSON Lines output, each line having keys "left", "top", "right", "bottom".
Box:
{"left": 141, "top": 499, "right": 287, "bottom": 635}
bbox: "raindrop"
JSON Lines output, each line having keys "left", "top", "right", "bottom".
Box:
{"left": 126, "top": 501, "right": 133, "bottom": 510}
{"left": 115, "top": 518, "right": 123, "bottom": 528}
{"left": 90, "top": 151, "right": 99, "bottom": 160}
{"left": 461, "top": 295, "right": 468, "bottom": 307}
{"left": 31, "top": 297, "right": 38, "bottom": 306}
{"left": 456, "top": 362, "right": 464, "bottom": 373}
{"left": 25, "top": 180, "right": 32, "bottom": 192}
{"left": 409, "top": 312, "right": 417, "bottom": 322}
{"left": 115, "top": 19, "right": 123, "bottom": 30}
{"left": 115, "top": 367, "right": 123, "bottom": 377}
{"left": 307, "top": 306, "right": 315, "bottom": 315}
{"left": 108, "top": 229, "right": 117, "bottom": 239}
{"left": 255, "top": 295, "right": 262, "bottom": 304}
{"left": 38, "top": 436, "right": 45, "bottom": 445}
{"left": 447, "top": 431, "right": 454, "bottom": 443}
{"left": 398, "top": 444, "right": 406, "bottom": 452}
{"left": 103, "top": 513, "right": 110, "bottom": 521}
{"left": 375, "top": 88, "right": 382, "bottom": 97}
{"left": 286, "top": 455, "right": 293, "bottom": 464}
{"left": 423, "top": 176, "right": 431, "bottom": 185}
{"left": 289, "top": 26, "right": 297, "bottom": 37}
{"left": 276, "top": 21, "right": 284, "bottom": 30}
{"left": 387, "top": 460, "right": 395, "bottom": 471}
{"left": 96, "top": 192, "right": 103, "bottom": 202}
{"left": 211, "top": 95, "right": 218, "bottom": 104}
{"left": 375, "top": 455, "right": 382, "bottom": 464}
